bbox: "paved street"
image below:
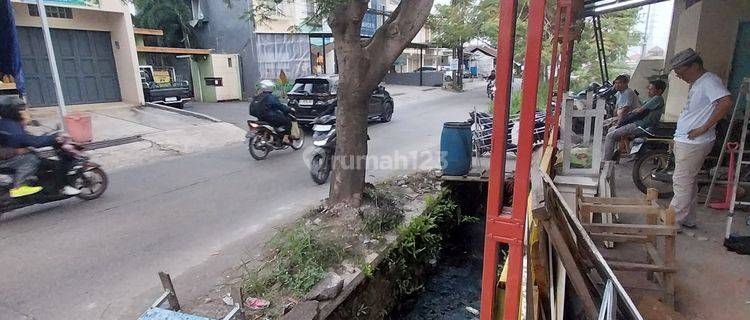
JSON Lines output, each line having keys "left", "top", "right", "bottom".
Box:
{"left": 0, "top": 86, "right": 488, "bottom": 319}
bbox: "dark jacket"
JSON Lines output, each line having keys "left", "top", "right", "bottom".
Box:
{"left": 261, "top": 92, "right": 291, "bottom": 114}
{"left": 0, "top": 119, "right": 55, "bottom": 148}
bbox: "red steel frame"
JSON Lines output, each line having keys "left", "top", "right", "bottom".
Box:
{"left": 481, "top": 1, "right": 576, "bottom": 319}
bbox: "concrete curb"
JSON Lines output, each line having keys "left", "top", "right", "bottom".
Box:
{"left": 145, "top": 102, "right": 222, "bottom": 123}
{"left": 284, "top": 200, "right": 427, "bottom": 320}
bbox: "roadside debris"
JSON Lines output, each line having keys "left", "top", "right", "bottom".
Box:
{"left": 465, "top": 306, "right": 480, "bottom": 316}
{"left": 245, "top": 297, "right": 271, "bottom": 310}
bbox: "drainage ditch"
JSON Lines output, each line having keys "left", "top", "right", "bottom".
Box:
{"left": 330, "top": 181, "right": 510, "bottom": 319}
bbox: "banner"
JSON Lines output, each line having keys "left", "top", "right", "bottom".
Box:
{"left": 0, "top": 0, "right": 25, "bottom": 93}
{"left": 17, "top": 0, "right": 99, "bottom": 8}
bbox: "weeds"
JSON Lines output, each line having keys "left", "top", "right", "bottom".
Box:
{"left": 387, "top": 188, "right": 472, "bottom": 296}
{"left": 361, "top": 186, "right": 405, "bottom": 236}
{"left": 242, "top": 223, "right": 345, "bottom": 299}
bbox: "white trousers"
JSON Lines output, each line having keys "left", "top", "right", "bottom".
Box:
{"left": 670, "top": 141, "right": 714, "bottom": 225}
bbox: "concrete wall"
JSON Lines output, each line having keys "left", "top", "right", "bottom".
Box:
{"left": 193, "top": 0, "right": 260, "bottom": 100}
{"left": 630, "top": 58, "right": 665, "bottom": 100}
{"left": 11, "top": 1, "right": 144, "bottom": 106}
{"left": 384, "top": 72, "right": 443, "bottom": 86}
{"left": 663, "top": 0, "right": 750, "bottom": 121}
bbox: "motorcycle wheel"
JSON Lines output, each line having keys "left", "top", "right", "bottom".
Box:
{"left": 290, "top": 134, "right": 305, "bottom": 150}
{"left": 310, "top": 152, "right": 331, "bottom": 185}
{"left": 76, "top": 167, "right": 108, "bottom": 200}
{"left": 249, "top": 135, "right": 270, "bottom": 160}
{"left": 380, "top": 102, "right": 394, "bottom": 123}
{"left": 632, "top": 149, "right": 673, "bottom": 199}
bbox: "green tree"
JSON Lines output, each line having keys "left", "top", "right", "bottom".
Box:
{"left": 428, "top": 0, "right": 477, "bottom": 89}
{"left": 132, "top": 0, "right": 195, "bottom": 48}
{"left": 274, "top": 0, "right": 432, "bottom": 205}
{"left": 570, "top": 9, "right": 642, "bottom": 90}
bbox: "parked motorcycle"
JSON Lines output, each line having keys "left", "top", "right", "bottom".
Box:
{"left": 629, "top": 124, "right": 677, "bottom": 199}
{"left": 246, "top": 112, "right": 305, "bottom": 160}
{"left": 0, "top": 138, "right": 108, "bottom": 214}
{"left": 309, "top": 115, "right": 337, "bottom": 184}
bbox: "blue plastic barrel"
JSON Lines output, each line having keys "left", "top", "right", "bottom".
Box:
{"left": 441, "top": 122, "right": 473, "bottom": 176}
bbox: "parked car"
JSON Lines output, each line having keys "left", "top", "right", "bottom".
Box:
{"left": 413, "top": 66, "right": 437, "bottom": 72}
{"left": 140, "top": 66, "right": 192, "bottom": 109}
{"left": 287, "top": 75, "right": 394, "bottom": 125}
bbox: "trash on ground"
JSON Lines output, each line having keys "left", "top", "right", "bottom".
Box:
{"left": 245, "top": 297, "right": 271, "bottom": 310}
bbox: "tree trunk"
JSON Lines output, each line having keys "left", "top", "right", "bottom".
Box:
{"left": 327, "top": 0, "right": 434, "bottom": 206}
{"left": 457, "top": 43, "right": 464, "bottom": 90}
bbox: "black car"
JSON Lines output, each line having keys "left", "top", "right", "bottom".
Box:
{"left": 287, "top": 75, "right": 394, "bottom": 125}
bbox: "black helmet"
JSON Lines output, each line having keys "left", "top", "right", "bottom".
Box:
{"left": 0, "top": 96, "right": 25, "bottom": 121}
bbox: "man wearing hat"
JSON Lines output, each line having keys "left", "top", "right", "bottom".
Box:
{"left": 669, "top": 48, "right": 733, "bottom": 229}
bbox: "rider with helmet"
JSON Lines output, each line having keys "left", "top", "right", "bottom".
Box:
{"left": 251, "top": 80, "right": 293, "bottom": 137}
{"left": 0, "top": 96, "right": 80, "bottom": 197}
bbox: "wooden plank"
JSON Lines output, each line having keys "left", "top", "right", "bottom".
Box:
{"left": 534, "top": 208, "right": 600, "bottom": 320}
{"left": 589, "top": 233, "right": 651, "bottom": 243}
{"left": 158, "top": 272, "right": 180, "bottom": 311}
{"left": 230, "top": 287, "right": 247, "bottom": 320}
{"left": 134, "top": 28, "right": 165, "bottom": 36}
{"left": 582, "top": 223, "right": 677, "bottom": 236}
{"left": 581, "top": 197, "right": 650, "bottom": 205}
{"left": 606, "top": 261, "right": 676, "bottom": 273}
{"left": 579, "top": 203, "right": 662, "bottom": 215}
{"left": 541, "top": 171, "right": 644, "bottom": 320}
{"left": 645, "top": 243, "right": 666, "bottom": 288}
{"left": 136, "top": 46, "right": 211, "bottom": 55}
{"left": 664, "top": 207, "right": 677, "bottom": 306}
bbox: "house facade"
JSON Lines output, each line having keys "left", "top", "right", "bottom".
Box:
{"left": 9, "top": 0, "right": 143, "bottom": 108}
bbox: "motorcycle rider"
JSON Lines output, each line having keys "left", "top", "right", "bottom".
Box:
{"left": 252, "top": 80, "right": 293, "bottom": 139}
{"left": 602, "top": 80, "right": 666, "bottom": 160}
{"left": 669, "top": 48, "right": 732, "bottom": 229}
{"left": 0, "top": 96, "right": 80, "bottom": 197}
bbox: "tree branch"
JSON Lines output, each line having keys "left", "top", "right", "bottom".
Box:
{"left": 363, "top": 0, "right": 435, "bottom": 75}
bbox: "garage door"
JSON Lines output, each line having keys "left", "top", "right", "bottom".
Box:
{"left": 17, "top": 27, "right": 121, "bottom": 107}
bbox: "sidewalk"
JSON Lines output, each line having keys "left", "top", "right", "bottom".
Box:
{"left": 27, "top": 104, "right": 246, "bottom": 172}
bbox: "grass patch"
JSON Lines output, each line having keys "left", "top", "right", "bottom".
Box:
{"left": 386, "top": 188, "right": 477, "bottom": 296}
{"left": 361, "top": 186, "right": 405, "bottom": 236}
{"left": 242, "top": 223, "right": 345, "bottom": 300}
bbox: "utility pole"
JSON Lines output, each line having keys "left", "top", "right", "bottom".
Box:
{"left": 36, "top": 0, "right": 67, "bottom": 129}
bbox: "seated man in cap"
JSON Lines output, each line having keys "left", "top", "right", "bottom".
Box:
{"left": 669, "top": 48, "right": 733, "bottom": 229}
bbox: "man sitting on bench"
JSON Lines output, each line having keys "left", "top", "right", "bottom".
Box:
{"left": 603, "top": 79, "right": 667, "bottom": 161}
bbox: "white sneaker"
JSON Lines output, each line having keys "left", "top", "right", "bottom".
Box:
{"left": 61, "top": 186, "right": 81, "bottom": 196}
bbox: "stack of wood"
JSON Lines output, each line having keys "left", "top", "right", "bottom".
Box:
{"left": 577, "top": 188, "right": 677, "bottom": 307}
{"left": 534, "top": 172, "right": 645, "bottom": 320}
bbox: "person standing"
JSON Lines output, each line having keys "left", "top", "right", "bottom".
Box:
{"left": 669, "top": 48, "right": 733, "bottom": 228}
{"left": 603, "top": 79, "right": 666, "bottom": 160}
{"left": 613, "top": 74, "right": 641, "bottom": 124}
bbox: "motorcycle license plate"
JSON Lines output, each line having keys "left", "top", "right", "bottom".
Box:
{"left": 299, "top": 100, "right": 314, "bottom": 106}
{"left": 165, "top": 97, "right": 178, "bottom": 102}
{"left": 313, "top": 124, "right": 332, "bottom": 131}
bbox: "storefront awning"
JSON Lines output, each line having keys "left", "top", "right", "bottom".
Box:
{"left": 136, "top": 46, "right": 211, "bottom": 55}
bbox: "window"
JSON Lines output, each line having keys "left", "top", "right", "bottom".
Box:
{"left": 228, "top": 58, "right": 233, "bottom": 68}
{"left": 291, "top": 80, "right": 330, "bottom": 94}
{"left": 28, "top": 5, "right": 73, "bottom": 19}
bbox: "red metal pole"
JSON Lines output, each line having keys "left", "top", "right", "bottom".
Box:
{"left": 502, "top": 0, "right": 547, "bottom": 318}
{"left": 551, "top": 4, "right": 574, "bottom": 149}
{"left": 543, "top": 6, "right": 562, "bottom": 144}
{"left": 480, "top": 0, "right": 517, "bottom": 318}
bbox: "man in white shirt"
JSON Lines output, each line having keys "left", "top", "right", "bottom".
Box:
{"left": 614, "top": 74, "right": 640, "bottom": 124}
{"left": 669, "top": 48, "right": 733, "bottom": 228}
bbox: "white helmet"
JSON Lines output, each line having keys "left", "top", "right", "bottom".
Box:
{"left": 258, "top": 79, "right": 275, "bottom": 92}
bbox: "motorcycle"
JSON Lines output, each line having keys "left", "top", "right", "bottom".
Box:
{"left": 246, "top": 112, "right": 305, "bottom": 160}
{"left": 629, "top": 123, "right": 677, "bottom": 199}
{"left": 0, "top": 138, "right": 108, "bottom": 214}
{"left": 487, "top": 79, "right": 495, "bottom": 100}
{"left": 309, "top": 115, "right": 336, "bottom": 185}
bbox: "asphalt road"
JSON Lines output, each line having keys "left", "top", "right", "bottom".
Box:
{"left": 0, "top": 86, "right": 488, "bottom": 319}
